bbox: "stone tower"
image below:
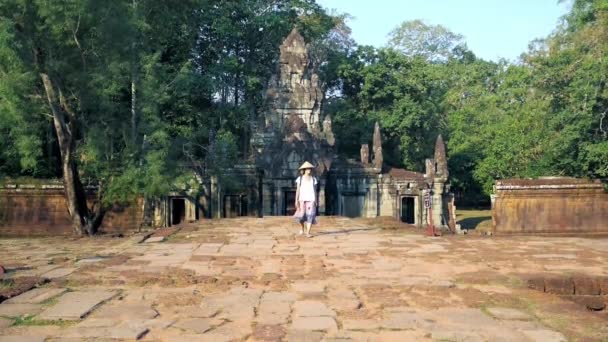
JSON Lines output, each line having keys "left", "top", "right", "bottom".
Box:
{"left": 434, "top": 134, "right": 449, "bottom": 180}
{"left": 265, "top": 28, "right": 323, "bottom": 132}
{"left": 372, "top": 122, "right": 383, "bottom": 169}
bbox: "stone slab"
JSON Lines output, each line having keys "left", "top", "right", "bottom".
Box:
{"left": 286, "top": 330, "right": 325, "bottom": 342}
{"left": 0, "top": 304, "right": 43, "bottom": 318}
{"left": 0, "top": 337, "right": 46, "bottom": 342}
{"left": 291, "top": 316, "right": 338, "bottom": 331}
{"left": 0, "top": 318, "right": 13, "bottom": 330}
{"left": 40, "top": 267, "right": 76, "bottom": 279}
{"left": 89, "top": 302, "right": 159, "bottom": 320}
{"left": 252, "top": 324, "right": 286, "bottom": 341}
{"left": 293, "top": 301, "right": 336, "bottom": 317}
{"left": 173, "top": 318, "right": 218, "bottom": 334}
{"left": 4, "top": 288, "right": 67, "bottom": 304}
{"left": 200, "top": 321, "right": 251, "bottom": 342}
{"left": 37, "top": 290, "right": 117, "bottom": 320}
{"left": 382, "top": 311, "right": 433, "bottom": 330}
{"left": 145, "top": 236, "right": 166, "bottom": 243}
{"left": 342, "top": 319, "right": 381, "bottom": 331}
{"left": 521, "top": 329, "right": 567, "bottom": 342}
{"left": 486, "top": 307, "right": 532, "bottom": 320}
{"left": 60, "top": 323, "right": 149, "bottom": 339}
{"left": 261, "top": 291, "right": 297, "bottom": 303}
{"left": 257, "top": 301, "right": 291, "bottom": 324}
{"left": 292, "top": 281, "right": 326, "bottom": 295}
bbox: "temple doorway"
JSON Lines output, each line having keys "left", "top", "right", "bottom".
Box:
{"left": 171, "top": 198, "right": 186, "bottom": 225}
{"left": 401, "top": 197, "right": 415, "bottom": 224}
{"left": 284, "top": 190, "right": 296, "bottom": 216}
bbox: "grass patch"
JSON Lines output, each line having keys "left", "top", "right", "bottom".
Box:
{"left": 39, "top": 295, "right": 60, "bottom": 307}
{"left": 0, "top": 279, "right": 16, "bottom": 291}
{"left": 456, "top": 209, "right": 492, "bottom": 231}
{"left": 11, "top": 315, "right": 77, "bottom": 327}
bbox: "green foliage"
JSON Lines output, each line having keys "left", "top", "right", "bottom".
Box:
{"left": 328, "top": 0, "right": 607, "bottom": 199}
{"left": 387, "top": 19, "right": 467, "bottom": 62}
{"left": 332, "top": 47, "right": 447, "bottom": 170}
{"left": 2, "top": 0, "right": 605, "bottom": 211}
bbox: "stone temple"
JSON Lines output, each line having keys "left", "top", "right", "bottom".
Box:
{"left": 0, "top": 28, "right": 453, "bottom": 235}
{"left": 195, "top": 28, "right": 453, "bottom": 230}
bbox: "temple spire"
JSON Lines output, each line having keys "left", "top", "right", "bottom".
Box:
{"left": 372, "top": 122, "right": 383, "bottom": 169}
{"left": 434, "top": 134, "right": 448, "bottom": 178}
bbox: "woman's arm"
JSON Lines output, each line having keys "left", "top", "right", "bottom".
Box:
{"left": 295, "top": 179, "right": 300, "bottom": 208}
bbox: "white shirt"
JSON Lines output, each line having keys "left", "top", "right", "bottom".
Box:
{"left": 296, "top": 176, "right": 317, "bottom": 202}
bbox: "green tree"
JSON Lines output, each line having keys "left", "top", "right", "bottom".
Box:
{"left": 0, "top": 0, "right": 204, "bottom": 234}
{"left": 387, "top": 20, "right": 467, "bottom": 62}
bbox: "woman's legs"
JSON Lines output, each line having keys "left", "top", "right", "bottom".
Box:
{"left": 304, "top": 201, "right": 316, "bottom": 237}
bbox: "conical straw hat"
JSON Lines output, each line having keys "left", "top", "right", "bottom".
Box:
{"left": 298, "top": 161, "right": 315, "bottom": 170}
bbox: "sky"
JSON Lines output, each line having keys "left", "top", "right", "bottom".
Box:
{"left": 316, "top": 0, "right": 572, "bottom": 62}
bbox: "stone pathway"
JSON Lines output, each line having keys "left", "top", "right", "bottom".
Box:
{"left": 0, "top": 217, "right": 607, "bottom": 341}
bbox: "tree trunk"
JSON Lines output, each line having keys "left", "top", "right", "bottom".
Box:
{"left": 131, "top": 78, "right": 137, "bottom": 146}
{"left": 40, "top": 73, "right": 102, "bottom": 235}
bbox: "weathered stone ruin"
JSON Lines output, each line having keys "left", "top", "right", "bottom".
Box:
{"left": 0, "top": 181, "right": 145, "bottom": 235}
{"left": 199, "top": 28, "right": 452, "bottom": 229}
{"left": 492, "top": 177, "right": 608, "bottom": 235}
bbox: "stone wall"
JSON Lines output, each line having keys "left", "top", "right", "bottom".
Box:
{"left": 492, "top": 178, "right": 608, "bottom": 235}
{"left": 0, "top": 182, "right": 143, "bottom": 236}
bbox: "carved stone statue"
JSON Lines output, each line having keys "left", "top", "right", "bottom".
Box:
{"left": 372, "top": 122, "right": 383, "bottom": 169}
{"left": 360, "top": 144, "right": 370, "bottom": 165}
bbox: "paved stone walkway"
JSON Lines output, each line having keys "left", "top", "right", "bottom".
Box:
{"left": 1, "top": 217, "right": 607, "bottom": 341}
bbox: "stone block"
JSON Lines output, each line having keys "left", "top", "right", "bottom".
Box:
{"left": 200, "top": 321, "right": 251, "bottom": 342}
{"left": 144, "top": 236, "right": 165, "bottom": 243}
{"left": 251, "top": 324, "right": 286, "bottom": 341}
{"left": 521, "top": 329, "right": 567, "bottom": 342}
{"left": 38, "top": 290, "right": 117, "bottom": 320}
{"left": 382, "top": 311, "right": 433, "bottom": 330}
{"left": 563, "top": 295, "right": 606, "bottom": 311}
{"left": 573, "top": 276, "right": 600, "bottom": 295}
{"left": 40, "top": 268, "right": 76, "bottom": 279}
{"left": 59, "top": 323, "right": 149, "bottom": 340}
{"left": 4, "top": 288, "right": 67, "bottom": 304}
{"left": 598, "top": 277, "right": 608, "bottom": 295}
{"left": 293, "top": 301, "right": 336, "bottom": 317}
{"left": 0, "top": 317, "right": 13, "bottom": 330}
{"left": 292, "top": 281, "right": 325, "bottom": 295}
{"left": 89, "top": 302, "right": 159, "bottom": 320}
{"left": 544, "top": 277, "right": 574, "bottom": 295}
{"left": 486, "top": 307, "right": 532, "bottom": 320}
{"left": 0, "top": 304, "right": 43, "bottom": 317}
{"left": 0, "top": 337, "right": 46, "bottom": 342}
{"left": 286, "top": 329, "right": 325, "bottom": 342}
{"left": 173, "top": 318, "right": 217, "bottom": 334}
{"left": 291, "top": 316, "right": 337, "bottom": 331}
{"left": 527, "top": 277, "right": 545, "bottom": 292}
{"left": 342, "top": 319, "right": 381, "bottom": 331}
{"left": 261, "top": 291, "right": 297, "bottom": 303}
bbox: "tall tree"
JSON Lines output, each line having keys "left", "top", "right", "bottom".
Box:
{"left": 0, "top": 0, "right": 204, "bottom": 234}
{"left": 387, "top": 19, "right": 467, "bottom": 62}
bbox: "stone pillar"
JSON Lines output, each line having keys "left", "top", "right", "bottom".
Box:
{"left": 317, "top": 179, "right": 326, "bottom": 216}
{"left": 263, "top": 183, "right": 273, "bottom": 216}
{"left": 210, "top": 176, "right": 221, "bottom": 219}
{"left": 257, "top": 170, "right": 264, "bottom": 218}
{"left": 432, "top": 181, "right": 445, "bottom": 229}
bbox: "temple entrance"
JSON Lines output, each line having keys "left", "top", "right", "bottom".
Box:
{"left": 342, "top": 194, "right": 364, "bottom": 218}
{"left": 224, "top": 195, "right": 248, "bottom": 218}
{"left": 401, "top": 196, "right": 415, "bottom": 224}
{"left": 171, "top": 198, "right": 186, "bottom": 225}
{"left": 284, "top": 190, "right": 296, "bottom": 216}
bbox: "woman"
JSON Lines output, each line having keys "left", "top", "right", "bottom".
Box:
{"left": 294, "top": 161, "right": 318, "bottom": 237}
